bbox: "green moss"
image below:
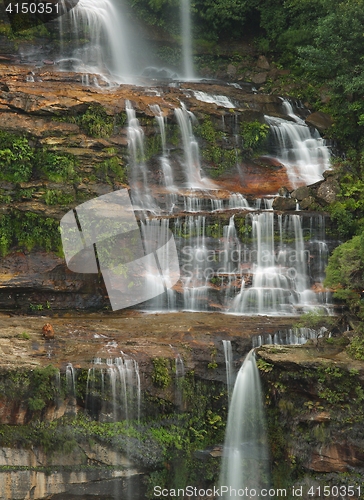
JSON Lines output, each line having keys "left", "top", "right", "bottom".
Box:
{"left": 35, "top": 149, "right": 78, "bottom": 182}
{"left": 0, "top": 211, "right": 62, "bottom": 256}
{"left": 78, "top": 104, "right": 114, "bottom": 138}
{"left": 0, "top": 131, "right": 34, "bottom": 182}
{"left": 240, "top": 120, "right": 270, "bottom": 157}
{"left": 152, "top": 358, "right": 171, "bottom": 388}
{"left": 43, "top": 189, "right": 75, "bottom": 206}
{"left": 96, "top": 156, "right": 126, "bottom": 183}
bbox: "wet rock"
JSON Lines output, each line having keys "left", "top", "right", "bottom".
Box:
{"left": 272, "top": 196, "right": 296, "bottom": 211}
{"left": 316, "top": 178, "right": 340, "bottom": 204}
{"left": 305, "top": 111, "right": 333, "bottom": 131}
{"left": 291, "top": 186, "right": 312, "bottom": 201}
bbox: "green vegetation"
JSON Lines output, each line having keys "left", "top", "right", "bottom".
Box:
{"left": 0, "top": 131, "right": 34, "bottom": 182}
{"left": 152, "top": 358, "right": 171, "bottom": 388}
{"left": 0, "top": 211, "right": 61, "bottom": 256}
{"left": 78, "top": 103, "right": 114, "bottom": 138}
{"left": 240, "top": 121, "right": 270, "bottom": 157}
{"left": 194, "top": 116, "right": 239, "bottom": 177}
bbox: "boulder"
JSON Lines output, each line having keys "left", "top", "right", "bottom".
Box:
{"left": 256, "top": 55, "right": 270, "bottom": 70}
{"left": 305, "top": 111, "right": 333, "bottom": 131}
{"left": 227, "top": 64, "right": 237, "bottom": 77}
{"left": 272, "top": 196, "right": 296, "bottom": 211}
{"left": 316, "top": 178, "right": 340, "bottom": 204}
{"left": 251, "top": 72, "right": 268, "bottom": 85}
{"left": 291, "top": 186, "right": 312, "bottom": 201}
{"left": 299, "top": 195, "right": 317, "bottom": 210}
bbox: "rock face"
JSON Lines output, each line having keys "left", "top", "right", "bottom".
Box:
{"left": 258, "top": 344, "right": 364, "bottom": 485}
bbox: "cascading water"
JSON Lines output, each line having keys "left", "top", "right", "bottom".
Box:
{"left": 58, "top": 0, "right": 132, "bottom": 79}
{"left": 150, "top": 104, "right": 175, "bottom": 193}
{"left": 219, "top": 350, "right": 270, "bottom": 497}
{"left": 251, "top": 327, "right": 326, "bottom": 347}
{"left": 126, "top": 101, "right": 158, "bottom": 212}
{"left": 174, "top": 104, "right": 215, "bottom": 189}
{"left": 180, "top": 0, "right": 194, "bottom": 78}
{"left": 85, "top": 356, "right": 141, "bottom": 422}
{"left": 222, "top": 340, "right": 234, "bottom": 404}
{"left": 230, "top": 212, "right": 329, "bottom": 315}
{"left": 265, "top": 100, "right": 330, "bottom": 188}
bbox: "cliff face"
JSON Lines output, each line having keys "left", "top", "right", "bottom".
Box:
{"left": 257, "top": 344, "right": 364, "bottom": 493}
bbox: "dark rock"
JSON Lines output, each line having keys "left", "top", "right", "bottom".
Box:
{"left": 227, "top": 64, "right": 237, "bottom": 77}
{"left": 291, "top": 186, "right": 312, "bottom": 201}
{"left": 272, "top": 196, "right": 296, "bottom": 211}
{"left": 305, "top": 111, "right": 333, "bottom": 131}
{"left": 251, "top": 72, "right": 267, "bottom": 85}
{"left": 256, "top": 55, "right": 270, "bottom": 70}
{"left": 299, "top": 196, "right": 317, "bottom": 210}
{"left": 317, "top": 178, "right": 340, "bottom": 204}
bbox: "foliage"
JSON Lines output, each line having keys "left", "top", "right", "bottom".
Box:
{"left": 43, "top": 189, "right": 75, "bottom": 206}
{"left": 0, "top": 131, "right": 34, "bottom": 182}
{"left": 240, "top": 121, "right": 269, "bottom": 156}
{"left": 152, "top": 358, "right": 171, "bottom": 388}
{"left": 0, "top": 211, "right": 61, "bottom": 256}
{"left": 78, "top": 104, "right": 114, "bottom": 138}
{"left": 293, "top": 310, "right": 336, "bottom": 331}
{"left": 35, "top": 149, "right": 78, "bottom": 182}
{"left": 194, "top": 116, "right": 239, "bottom": 176}
{"left": 324, "top": 233, "right": 364, "bottom": 318}
{"left": 95, "top": 157, "right": 126, "bottom": 184}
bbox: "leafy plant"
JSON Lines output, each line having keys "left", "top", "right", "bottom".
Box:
{"left": 0, "top": 131, "right": 34, "bottom": 182}
{"left": 78, "top": 104, "right": 114, "bottom": 138}
{"left": 240, "top": 121, "right": 270, "bottom": 155}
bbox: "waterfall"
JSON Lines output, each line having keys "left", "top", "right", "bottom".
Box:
{"left": 252, "top": 327, "right": 324, "bottom": 347}
{"left": 175, "top": 353, "right": 185, "bottom": 409}
{"left": 126, "top": 101, "right": 157, "bottom": 211}
{"left": 85, "top": 356, "right": 141, "bottom": 421}
{"left": 265, "top": 101, "right": 330, "bottom": 188}
{"left": 193, "top": 91, "right": 235, "bottom": 108}
{"left": 174, "top": 104, "right": 215, "bottom": 189}
{"left": 180, "top": 0, "right": 194, "bottom": 78}
{"left": 230, "top": 212, "right": 325, "bottom": 315}
{"left": 150, "top": 104, "right": 175, "bottom": 192}
{"left": 66, "top": 362, "right": 76, "bottom": 397}
{"left": 58, "top": 0, "right": 132, "bottom": 80}
{"left": 219, "top": 350, "right": 270, "bottom": 497}
{"left": 222, "top": 340, "right": 234, "bottom": 404}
